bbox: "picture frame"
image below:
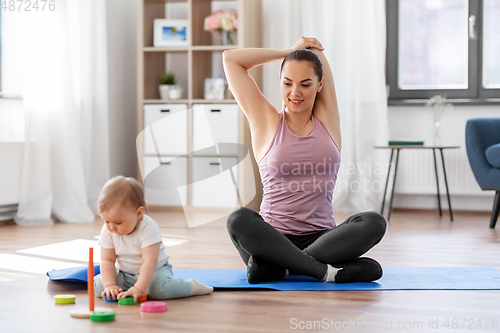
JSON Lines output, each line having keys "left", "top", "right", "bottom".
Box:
{"left": 154, "top": 19, "right": 190, "bottom": 47}
{"left": 204, "top": 78, "right": 227, "bottom": 100}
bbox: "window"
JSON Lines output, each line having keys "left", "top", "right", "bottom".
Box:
{"left": 386, "top": 0, "right": 500, "bottom": 101}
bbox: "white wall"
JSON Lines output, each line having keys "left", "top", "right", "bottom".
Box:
{"left": 106, "top": 0, "right": 138, "bottom": 179}
{"left": 0, "top": 10, "right": 22, "bottom": 95}
{"left": 388, "top": 104, "right": 500, "bottom": 211}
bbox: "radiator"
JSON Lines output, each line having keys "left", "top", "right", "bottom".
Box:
{"left": 392, "top": 147, "right": 485, "bottom": 196}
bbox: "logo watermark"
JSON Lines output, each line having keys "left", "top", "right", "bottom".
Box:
{"left": 1, "top": 0, "right": 56, "bottom": 11}
{"left": 290, "top": 317, "right": 424, "bottom": 330}
{"left": 289, "top": 317, "right": 499, "bottom": 330}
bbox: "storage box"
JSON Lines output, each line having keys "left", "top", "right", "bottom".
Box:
{"left": 143, "top": 104, "right": 188, "bottom": 155}
{"left": 191, "top": 156, "right": 239, "bottom": 207}
{"left": 142, "top": 156, "right": 188, "bottom": 207}
{"left": 192, "top": 104, "right": 239, "bottom": 155}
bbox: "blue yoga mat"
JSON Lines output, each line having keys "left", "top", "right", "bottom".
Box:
{"left": 47, "top": 266, "right": 500, "bottom": 291}
{"left": 47, "top": 265, "right": 100, "bottom": 283}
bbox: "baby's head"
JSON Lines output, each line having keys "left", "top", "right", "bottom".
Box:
{"left": 97, "top": 176, "right": 147, "bottom": 235}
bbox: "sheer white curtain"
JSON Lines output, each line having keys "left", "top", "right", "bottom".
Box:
{"left": 263, "top": 0, "right": 389, "bottom": 213}
{"left": 15, "top": 0, "right": 109, "bottom": 225}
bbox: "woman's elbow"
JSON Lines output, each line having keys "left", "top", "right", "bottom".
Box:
{"left": 223, "top": 49, "right": 236, "bottom": 64}
{"left": 222, "top": 50, "right": 230, "bottom": 64}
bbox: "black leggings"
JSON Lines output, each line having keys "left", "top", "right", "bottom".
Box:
{"left": 226, "top": 207, "right": 387, "bottom": 280}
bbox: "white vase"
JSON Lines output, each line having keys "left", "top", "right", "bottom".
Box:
{"left": 222, "top": 30, "right": 234, "bottom": 45}
{"left": 159, "top": 85, "right": 173, "bottom": 100}
{"left": 433, "top": 111, "right": 442, "bottom": 146}
{"left": 168, "top": 85, "right": 183, "bottom": 100}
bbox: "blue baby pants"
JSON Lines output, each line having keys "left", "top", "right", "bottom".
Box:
{"left": 94, "top": 262, "right": 192, "bottom": 300}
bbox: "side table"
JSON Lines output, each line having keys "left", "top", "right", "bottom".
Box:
{"left": 374, "top": 145, "right": 460, "bottom": 221}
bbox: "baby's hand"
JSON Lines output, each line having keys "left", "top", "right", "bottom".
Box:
{"left": 117, "top": 286, "right": 143, "bottom": 303}
{"left": 102, "top": 285, "right": 123, "bottom": 300}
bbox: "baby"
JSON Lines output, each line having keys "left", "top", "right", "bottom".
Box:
{"left": 94, "top": 176, "right": 213, "bottom": 301}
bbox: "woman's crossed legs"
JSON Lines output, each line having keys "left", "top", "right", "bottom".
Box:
{"left": 226, "top": 207, "right": 386, "bottom": 283}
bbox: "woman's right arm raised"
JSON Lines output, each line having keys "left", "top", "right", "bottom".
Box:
{"left": 223, "top": 48, "right": 289, "bottom": 130}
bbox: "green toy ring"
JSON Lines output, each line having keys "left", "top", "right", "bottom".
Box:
{"left": 118, "top": 297, "right": 138, "bottom": 305}
{"left": 90, "top": 311, "right": 115, "bottom": 322}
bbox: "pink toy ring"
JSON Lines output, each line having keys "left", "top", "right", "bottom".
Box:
{"left": 140, "top": 301, "right": 167, "bottom": 312}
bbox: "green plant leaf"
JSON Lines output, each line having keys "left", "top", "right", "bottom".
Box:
{"left": 160, "top": 72, "right": 176, "bottom": 85}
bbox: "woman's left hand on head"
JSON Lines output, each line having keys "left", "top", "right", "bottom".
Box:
{"left": 290, "top": 37, "right": 324, "bottom": 52}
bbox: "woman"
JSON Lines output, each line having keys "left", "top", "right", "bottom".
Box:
{"left": 223, "top": 37, "right": 386, "bottom": 283}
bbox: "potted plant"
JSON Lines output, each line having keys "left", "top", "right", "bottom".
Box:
{"left": 159, "top": 72, "right": 177, "bottom": 100}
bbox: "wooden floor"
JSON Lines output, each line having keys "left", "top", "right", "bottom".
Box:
{"left": 1, "top": 209, "right": 499, "bottom": 333}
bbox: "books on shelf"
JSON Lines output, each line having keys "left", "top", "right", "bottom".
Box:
{"left": 388, "top": 139, "right": 424, "bottom": 146}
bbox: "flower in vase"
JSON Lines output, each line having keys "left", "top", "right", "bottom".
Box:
{"left": 426, "top": 94, "right": 453, "bottom": 115}
{"left": 204, "top": 15, "right": 221, "bottom": 31}
{"left": 426, "top": 94, "right": 453, "bottom": 145}
{"left": 204, "top": 10, "right": 238, "bottom": 34}
{"left": 220, "top": 16, "right": 235, "bottom": 32}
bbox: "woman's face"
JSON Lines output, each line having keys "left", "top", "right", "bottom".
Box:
{"left": 281, "top": 60, "right": 323, "bottom": 113}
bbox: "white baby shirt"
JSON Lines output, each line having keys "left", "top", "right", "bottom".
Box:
{"left": 98, "top": 214, "right": 170, "bottom": 274}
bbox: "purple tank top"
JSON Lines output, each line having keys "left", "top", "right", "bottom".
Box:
{"left": 258, "top": 112, "right": 341, "bottom": 235}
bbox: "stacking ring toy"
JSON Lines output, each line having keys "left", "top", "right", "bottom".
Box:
{"left": 90, "top": 311, "right": 115, "bottom": 322}
{"left": 138, "top": 293, "right": 148, "bottom": 302}
{"left": 104, "top": 295, "right": 118, "bottom": 302}
{"left": 118, "top": 297, "right": 138, "bottom": 305}
{"left": 140, "top": 301, "right": 168, "bottom": 312}
{"left": 54, "top": 295, "right": 76, "bottom": 304}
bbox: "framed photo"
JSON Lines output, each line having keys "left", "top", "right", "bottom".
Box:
{"left": 154, "top": 19, "right": 190, "bottom": 47}
{"left": 204, "top": 78, "right": 227, "bottom": 100}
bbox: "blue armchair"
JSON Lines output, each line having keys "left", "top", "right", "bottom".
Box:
{"left": 465, "top": 118, "right": 500, "bottom": 228}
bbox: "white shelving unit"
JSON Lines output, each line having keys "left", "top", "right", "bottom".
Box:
{"left": 137, "top": 0, "right": 263, "bottom": 212}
